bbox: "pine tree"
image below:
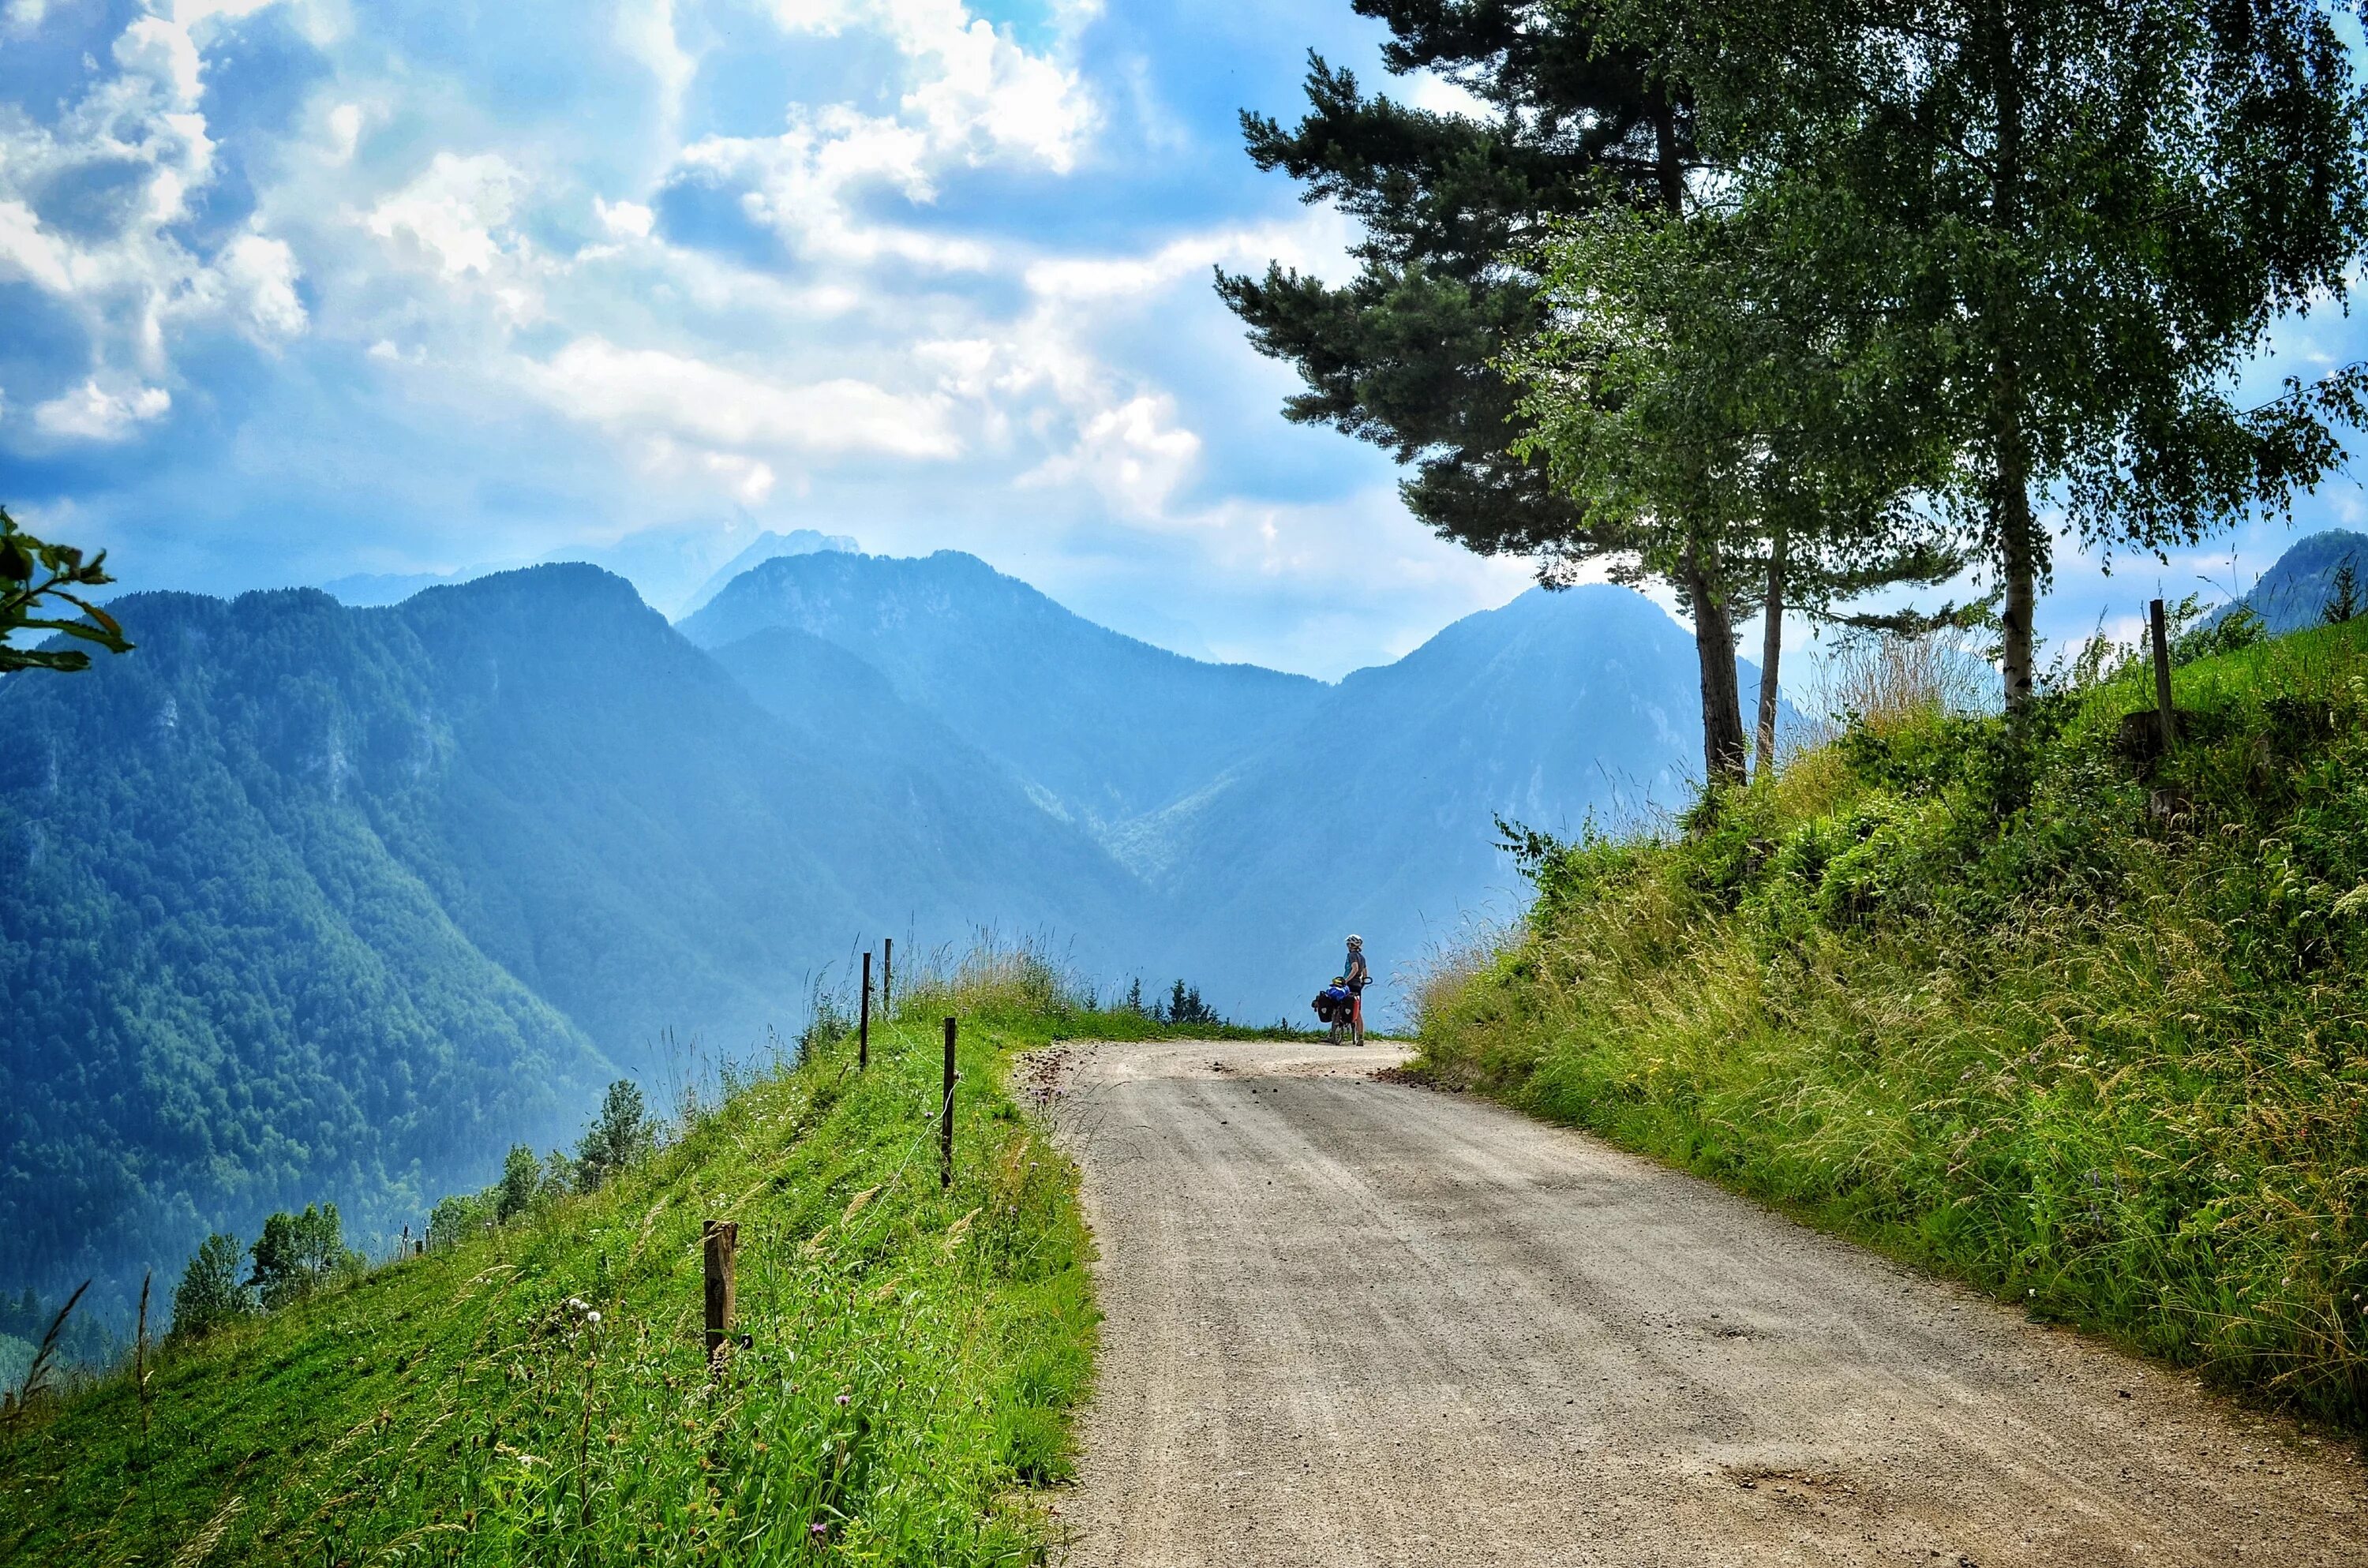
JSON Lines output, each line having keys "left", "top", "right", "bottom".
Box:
{"left": 1217, "top": 5, "right": 1767, "bottom": 780}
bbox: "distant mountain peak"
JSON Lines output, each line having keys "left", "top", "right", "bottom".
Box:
{"left": 2219, "top": 528, "right": 2368, "bottom": 635}
{"left": 673, "top": 528, "right": 860, "bottom": 619}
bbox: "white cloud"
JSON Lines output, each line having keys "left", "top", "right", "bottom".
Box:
{"left": 0, "top": 201, "right": 73, "bottom": 294}
{"left": 32, "top": 379, "right": 171, "bottom": 440}
{"left": 1402, "top": 69, "right": 1493, "bottom": 122}
{"left": 897, "top": 6, "right": 1096, "bottom": 170}
{"left": 0, "top": 7, "right": 314, "bottom": 421}
{"left": 594, "top": 196, "right": 654, "bottom": 239}
{"left": 327, "top": 103, "right": 363, "bottom": 163}
{"left": 1021, "top": 393, "right": 1201, "bottom": 517}
{"left": 691, "top": 0, "right": 1094, "bottom": 273}
{"left": 614, "top": 0, "right": 696, "bottom": 133}
{"left": 114, "top": 16, "right": 205, "bottom": 111}
{"left": 521, "top": 337, "right": 960, "bottom": 462}
{"left": 215, "top": 234, "right": 308, "bottom": 339}
{"left": 365, "top": 152, "right": 525, "bottom": 276}
{"left": 172, "top": 0, "right": 288, "bottom": 28}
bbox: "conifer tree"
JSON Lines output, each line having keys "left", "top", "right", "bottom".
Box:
{"left": 1221, "top": 3, "right": 1957, "bottom": 781}
{"left": 1217, "top": 4, "right": 1770, "bottom": 778}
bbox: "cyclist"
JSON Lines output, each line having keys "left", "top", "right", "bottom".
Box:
{"left": 1342, "top": 935, "right": 1369, "bottom": 1046}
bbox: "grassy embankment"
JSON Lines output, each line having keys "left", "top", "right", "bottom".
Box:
{"left": 1418, "top": 618, "right": 2368, "bottom": 1431}
{"left": 0, "top": 952, "right": 1163, "bottom": 1565}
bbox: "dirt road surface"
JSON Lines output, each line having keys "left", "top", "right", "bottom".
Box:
{"left": 1033, "top": 1037, "right": 2367, "bottom": 1568}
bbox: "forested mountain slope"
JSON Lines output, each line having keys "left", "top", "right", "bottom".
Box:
{"left": 0, "top": 566, "right": 1150, "bottom": 1314}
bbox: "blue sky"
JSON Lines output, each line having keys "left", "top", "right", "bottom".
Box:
{"left": 4, "top": 0, "right": 2366, "bottom": 681}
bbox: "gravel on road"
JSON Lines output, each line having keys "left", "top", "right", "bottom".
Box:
{"left": 1036, "top": 1038, "right": 2367, "bottom": 1568}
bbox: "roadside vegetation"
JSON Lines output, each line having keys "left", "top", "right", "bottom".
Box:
{"left": 0, "top": 946, "right": 1150, "bottom": 1566}
{"left": 1418, "top": 614, "right": 2368, "bottom": 1432}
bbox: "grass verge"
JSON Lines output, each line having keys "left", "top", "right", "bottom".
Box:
{"left": 0, "top": 952, "right": 1133, "bottom": 1565}
{"left": 1418, "top": 618, "right": 2368, "bottom": 1433}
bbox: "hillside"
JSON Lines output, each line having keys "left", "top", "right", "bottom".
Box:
{"left": 1415, "top": 615, "right": 2368, "bottom": 1430}
{"left": 0, "top": 567, "right": 1151, "bottom": 1316}
{"left": 0, "top": 963, "right": 1111, "bottom": 1566}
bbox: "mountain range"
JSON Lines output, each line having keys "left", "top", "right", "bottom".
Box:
{"left": 6, "top": 547, "right": 1728, "bottom": 1319}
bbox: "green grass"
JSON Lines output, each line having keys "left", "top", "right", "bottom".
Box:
{"left": 1417, "top": 618, "right": 2368, "bottom": 1432}
{"left": 0, "top": 955, "right": 1143, "bottom": 1565}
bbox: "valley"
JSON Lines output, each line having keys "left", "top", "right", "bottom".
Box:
{"left": 0, "top": 545, "right": 1729, "bottom": 1320}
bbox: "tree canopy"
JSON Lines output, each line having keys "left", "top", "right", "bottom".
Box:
{"left": 1644, "top": 0, "right": 2368, "bottom": 708}
{"left": 1, "top": 505, "right": 131, "bottom": 676}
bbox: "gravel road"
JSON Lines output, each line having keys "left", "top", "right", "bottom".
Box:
{"left": 1032, "top": 1037, "right": 2368, "bottom": 1568}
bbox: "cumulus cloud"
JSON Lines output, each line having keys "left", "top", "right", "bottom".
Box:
{"left": 1021, "top": 394, "right": 1201, "bottom": 517}
{"left": 765, "top": 0, "right": 1097, "bottom": 170}
{"left": 521, "top": 338, "right": 960, "bottom": 461}
{"left": 365, "top": 152, "right": 526, "bottom": 277}
{"left": 0, "top": 4, "right": 316, "bottom": 436}
{"left": 2, "top": 0, "right": 1561, "bottom": 673}
{"left": 33, "top": 379, "right": 171, "bottom": 440}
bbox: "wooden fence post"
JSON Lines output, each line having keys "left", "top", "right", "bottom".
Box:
{"left": 882, "top": 938, "right": 893, "bottom": 1015}
{"left": 860, "top": 950, "right": 871, "bottom": 1072}
{"left": 2149, "top": 597, "right": 2176, "bottom": 755}
{"left": 940, "top": 1017, "right": 957, "bottom": 1190}
{"left": 703, "top": 1219, "right": 737, "bottom": 1366}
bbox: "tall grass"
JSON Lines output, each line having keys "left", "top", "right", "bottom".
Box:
{"left": 1420, "top": 618, "right": 2368, "bottom": 1431}
{"left": 0, "top": 951, "right": 1128, "bottom": 1565}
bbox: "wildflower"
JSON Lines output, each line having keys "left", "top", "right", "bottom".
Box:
{"left": 835, "top": 1392, "right": 851, "bottom": 1407}
{"left": 586, "top": 1311, "right": 601, "bottom": 1325}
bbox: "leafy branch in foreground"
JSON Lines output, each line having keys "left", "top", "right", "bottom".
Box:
{"left": 1, "top": 504, "right": 132, "bottom": 675}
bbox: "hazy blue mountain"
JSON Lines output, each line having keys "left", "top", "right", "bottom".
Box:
{"left": 674, "top": 530, "right": 860, "bottom": 620}
{"left": 6, "top": 548, "right": 1773, "bottom": 1321}
{"left": 0, "top": 565, "right": 1150, "bottom": 1316}
{"left": 681, "top": 550, "right": 1325, "bottom": 834}
{"left": 1148, "top": 586, "right": 1752, "bottom": 1023}
{"left": 2220, "top": 530, "right": 2368, "bottom": 634}
{"left": 1, "top": 583, "right": 609, "bottom": 1315}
